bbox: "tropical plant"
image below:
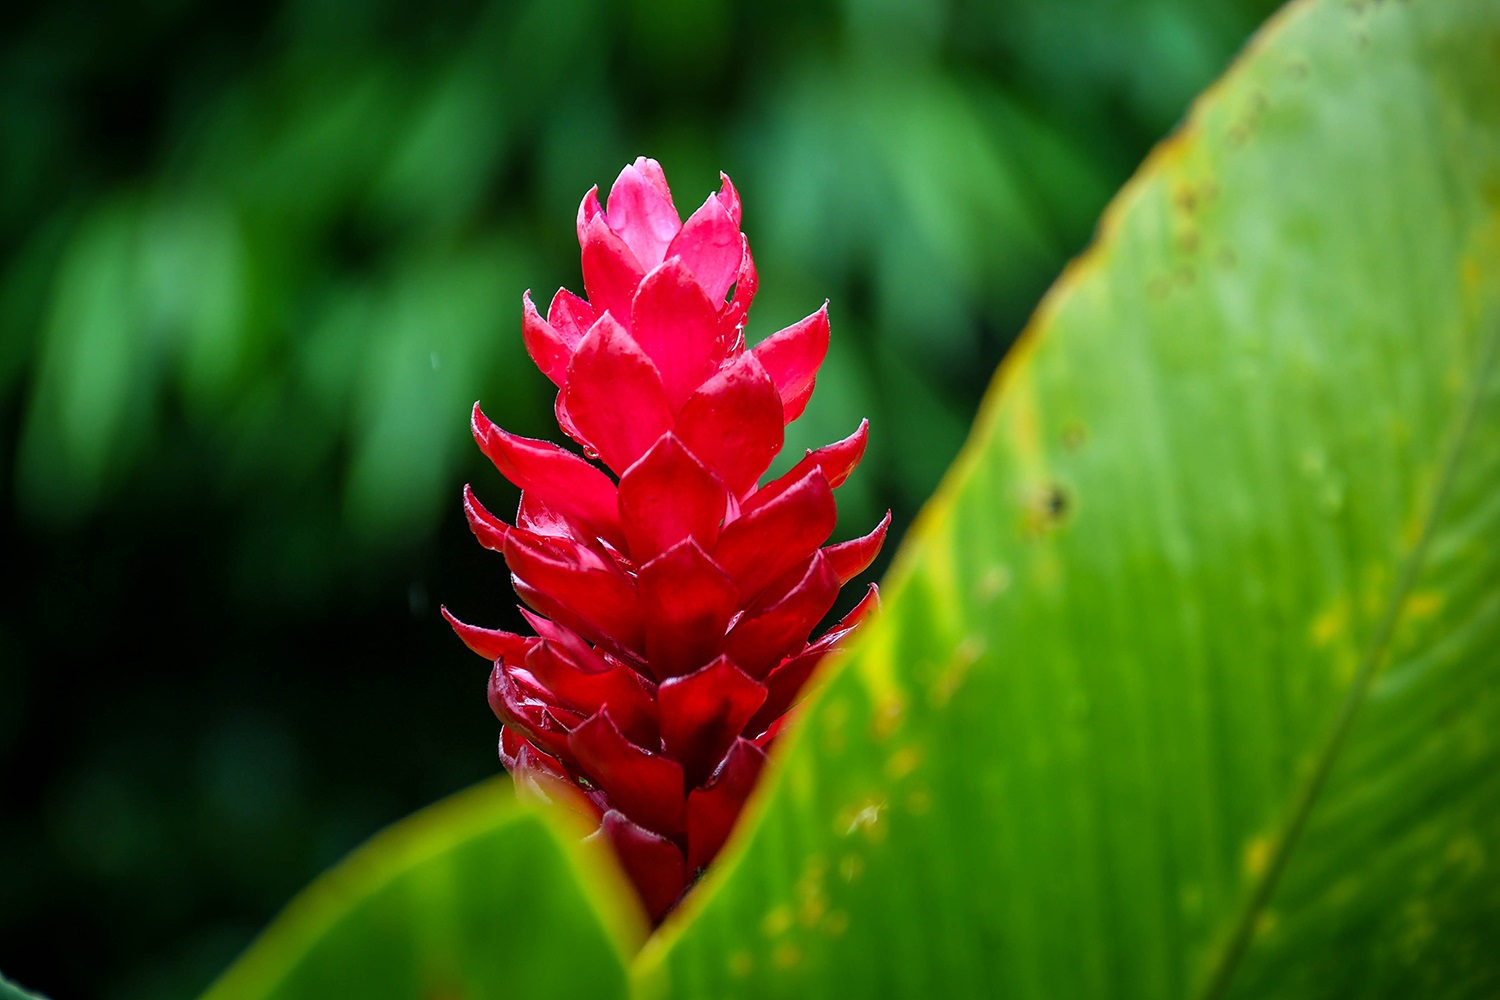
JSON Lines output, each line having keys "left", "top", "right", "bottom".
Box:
{"left": 5, "top": 0, "right": 1497, "bottom": 996}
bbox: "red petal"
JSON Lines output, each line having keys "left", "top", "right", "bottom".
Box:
{"left": 747, "top": 578, "right": 876, "bottom": 734}
{"left": 521, "top": 607, "right": 648, "bottom": 679}
{"left": 553, "top": 390, "right": 586, "bottom": 453}
{"left": 752, "top": 715, "right": 788, "bottom": 752}
{"left": 488, "top": 665, "right": 575, "bottom": 760}
{"left": 531, "top": 611, "right": 651, "bottom": 679}
{"left": 686, "top": 738, "right": 766, "bottom": 874}
{"left": 675, "top": 352, "right": 784, "bottom": 499}
{"left": 823, "top": 510, "right": 891, "bottom": 583}
{"left": 569, "top": 710, "right": 686, "bottom": 836}
{"left": 525, "top": 640, "right": 658, "bottom": 749}
{"left": 506, "top": 732, "right": 605, "bottom": 824}
{"left": 720, "top": 236, "right": 757, "bottom": 348}
{"left": 658, "top": 656, "right": 766, "bottom": 788}
{"left": 747, "top": 584, "right": 881, "bottom": 737}
{"left": 591, "top": 810, "right": 687, "bottom": 924}
{"left": 462, "top": 484, "right": 510, "bottom": 552}
{"left": 745, "top": 646, "right": 822, "bottom": 738}
{"left": 745, "top": 583, "right": 879, "bottom": 737}
{"left": 503, "top": 728, "right": 568, "bottom": 785}
{"left": 605, "top": 157, "right": 682, "bottom": 269}
{"left": 631, "top": 259, "right": 726, "bottom": 412}
{"left": 515, "top": 492, "right": 573, "bottom": 539}
{"left": 504, "top": 716, "right": 609, "bottom": 827}
{"left": 580, "top": 214, "right": 646, "bottom": 329}
{"left": 751, "top": 303, "right": 829, "bottom": 423}
{"left": 503, "top": 529, "right": 643, "bottom": 655}
{"left": 637, "top": 539, "right": 739, "bottom": 681}
{"left": 665, "top": 192, "right": 742, "bottom": 304}
{"left": 576, "top": 185, "right": 604, "bottom": 245}
{"left": 823, "top": 581, "right": 881, "bottom": 636}
{"left": 617, "top": 434, "right": 729, "bottom": 564}
{"left": 499, "top": 725, "right": 526, "bottom": 770}
{"left": 472, "top": 404, "right": 624, "bottom": 549}
{"left": 442, "top": 607, "right": 533, "bottom": 663}
{"left": 715, "top": 171, "right": 742, "bottom": 228}
{"left": 527, "top": 609, "right": 593, "bottom": 652}
{"left": 714, "top": 468, "right": 837, "bottom": 602}
{"left": 561, "top": 313, "right": 673, "bottom": 474}
{"left": 522, "top": 291, "right": 574, "bottom": 388}
{"left": 519, "top": 609, "right": 605, "bottom": 664}
{"left": 741, "top": 419, "right": 868, "bottom": 516}
{"left": 547, "top": 288, "right": 597, "bottom": 346}
{"left": 724, "top": 553, "right": 842, "bottom": 679}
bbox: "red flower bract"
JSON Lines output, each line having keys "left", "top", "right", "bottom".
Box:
{"left": 446, "top": 157, "right": 889, "bottom": 923}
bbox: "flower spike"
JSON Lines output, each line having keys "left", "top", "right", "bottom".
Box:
{"left": 451, "top": 158, "right": 887, "bottom": 923}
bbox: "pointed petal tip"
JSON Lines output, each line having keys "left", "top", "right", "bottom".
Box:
{"left": 606, "top": 159, "right": 682, "bottom": 268}
{"left": 577, "top": 185, "right": 603, "bottom": 238}
{"left": 462, "top": 484, "right": 510, "bottom": 551}
{"left": 823, "top": 509, "right": 890, "bottom": 584}
{"left": 716, "top": 171, "right": 742, "bottom": 227}
{"left": 581, "top": 213, "right": 647, "bottom": 325}
{"left": 666, "top": 191, "right": 742, "bottom": 303}
{"left": 751, "top": 304, "right": 830, "bottom": 423}
{"left": 443, "top": 607, "right": 531, "bottom": 663}
{"left": 592, "top": 809, "right": 687, "bottom": 924}
{"left": 522, "top": 291, "right": 577, "bottom": 389}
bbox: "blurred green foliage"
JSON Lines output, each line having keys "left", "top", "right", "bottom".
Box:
{"left": 0, "top": 0, "right": 1276, "bottom": 996}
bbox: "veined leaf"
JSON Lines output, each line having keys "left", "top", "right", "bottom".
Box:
{"left": 638, "top": 0, "right": 1500, "bottom": 997}
{"left": 203, "top": 780, "right": 644, "bottom": 999}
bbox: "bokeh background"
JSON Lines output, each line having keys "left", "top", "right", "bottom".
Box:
{"left": 0, "top": 0, "right": 1279, "bottom": 995}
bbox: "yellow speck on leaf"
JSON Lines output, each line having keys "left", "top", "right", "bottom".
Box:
{"left": 761, "top": 905, "right": 793, "bottom": 938}
{"left": 885, "top": 746, "right": 923, "bottom": 781}
{"left": 870, "top": 696, "right": 906, "bottom": 742}
{"left": 1462, "top": 256, "right": 1480, "bottom": 290}
{"left": 1403, "top": 591, "right": 1443, "bottom": 620}
{"left": 773, "top": 943, "right": 802, "bottom": 969}
{"left": 1244, "top": 834, "right": 1273, "bottom": 878}
{"left": 1310, "top": 599, "right": 1349, "bottom": 647}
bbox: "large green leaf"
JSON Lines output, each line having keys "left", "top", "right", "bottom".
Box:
{"left": 637, "top": 0, "right": 1500, "bottom": 997}
{"left": 0, "top": 972, "right": 47, "bottom": 1000}
{"left": 203, "top": 780, "right": 644, "bottom": 999}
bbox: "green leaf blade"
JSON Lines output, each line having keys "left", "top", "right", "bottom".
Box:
{"left": 0, "top": 972, "right": 48, "bottom": 1000}
{"left": 1218, "top": 303, "right": 1500, "bottom": 997}
{"left": 204, "top": 780, "right": 644, "bottom": 1000}
{"left": 637, "top": 0, "right": 1500, "bottom": 996}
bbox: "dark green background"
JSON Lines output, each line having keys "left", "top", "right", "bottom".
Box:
{"left": 0, "top": 0, "right": 1275, "bottom": 995}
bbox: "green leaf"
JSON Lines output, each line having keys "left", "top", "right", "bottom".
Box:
{"left": 0, "top": 972, "right": 48, "bottom": 1000}
{"left": 637, "top": 0, "right": 1500, "bottom": 997}
{"left": 203, "top": 780, "right": 645, "bottom": 1000}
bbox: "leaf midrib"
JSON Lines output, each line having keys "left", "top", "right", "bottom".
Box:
{"left": 1196, "top": 315, "right": 1500, "bottom": 1000}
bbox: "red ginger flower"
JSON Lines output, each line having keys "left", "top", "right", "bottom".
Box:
{"left": 445, "top": 157, "right": 889, "bottom": 923}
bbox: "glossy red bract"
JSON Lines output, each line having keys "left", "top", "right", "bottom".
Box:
{"left": 447, "top": 157, "right": 888, "bottom": 923}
